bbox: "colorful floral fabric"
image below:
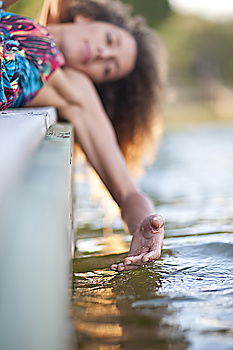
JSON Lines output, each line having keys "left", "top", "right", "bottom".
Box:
{"left": 0, "top": 11, "right": 64, "bottom": 110}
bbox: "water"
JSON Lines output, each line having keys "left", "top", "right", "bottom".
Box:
{"left": 73, "top": 123, "right": 233, "bottom": 350}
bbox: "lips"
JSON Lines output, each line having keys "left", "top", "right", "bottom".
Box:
{"left": 81, "top": 41, "right": 91, "bottom": 64}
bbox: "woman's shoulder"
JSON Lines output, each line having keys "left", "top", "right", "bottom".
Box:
{"left": 45, "top": 67, "right": 104, "bottom": 113}
{"left": 63, "top": 68, "right": 104, "bottom": 106}
{"left": 62, "top": 68, "right": 95, "bottom": 88}
{"left": 48, "top": 67, "right": 97, "bottom": 101}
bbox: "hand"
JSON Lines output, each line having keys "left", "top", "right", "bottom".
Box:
{"left": 110, "top": 214, "right": 164, "bottom": 272}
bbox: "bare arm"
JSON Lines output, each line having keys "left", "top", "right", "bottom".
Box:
{"left": 2, "top": 0, "right": 18, "bottom": 9}
{"left": 29, "top": 68, "right": 164, "bottom": 270}
{"left": 39, "top": 0, "right": 70, "bottom": 25}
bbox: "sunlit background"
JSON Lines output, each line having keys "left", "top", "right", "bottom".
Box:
{"left": 170, "top": 0, "right": 233, "bottom": 20}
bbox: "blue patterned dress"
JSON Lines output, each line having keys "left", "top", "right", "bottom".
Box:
{"left": 0, "top": 9, "right": 64, "bottom": 110}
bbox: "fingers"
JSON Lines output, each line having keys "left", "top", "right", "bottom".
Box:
{"left": 110, "top": 263, "right": 125, "bottom": 272}
{"left": 140, "top": 214, "right": 165, "bottom": 239}
{"left": 109, "top": 212, "right": 165, "bottom": 273}
{"left": 151, "top": 215, "right": 164, "bottom": 231}
{"left": 110, "top": 250, "right": 161, "bottom": 272}
{"left": 110, "top": 263, "right": 139, "bottom": 272}
{"left": 110, "top": 255, "right": 144, "bottom": 271}
{"left": 125, "top": 250, "right": 161, "bottom": 266}
{"left": 141, "top": 250, "right": 161, "bottom": 263}
{"left": 124, "top": 254, "right": 145, "bottom": 266}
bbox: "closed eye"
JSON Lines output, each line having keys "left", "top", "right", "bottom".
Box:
{"left": 104, "top": 62, "right": 112, "bottom": 77}
{"left": 106, "top": 31, "right": 113, "bottom": 46}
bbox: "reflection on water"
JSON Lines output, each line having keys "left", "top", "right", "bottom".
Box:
{"left": 73, "top": 123, "right": 233, "bottom": 350}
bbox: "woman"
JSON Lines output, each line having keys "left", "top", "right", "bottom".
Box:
{"left": 0, "top": 0, "right": 165, "bottom": 271}
{"left": 41, "top": 0, "right": 166, "bottom": 171}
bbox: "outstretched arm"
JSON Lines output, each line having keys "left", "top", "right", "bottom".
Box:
{"left": 29, "top": 68, "right": 164, "bottom": 271}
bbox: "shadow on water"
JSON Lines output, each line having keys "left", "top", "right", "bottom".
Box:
{"left": 73, "top": 123, "right": 233, "bottom": 350}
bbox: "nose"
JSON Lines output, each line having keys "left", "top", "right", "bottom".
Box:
{"left": 95, "top": 46, "right": 113, "bottom": 60}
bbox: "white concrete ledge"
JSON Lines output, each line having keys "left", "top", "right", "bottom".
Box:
{"left": 0, "top": 107, "right": 57, "bottom": 203}
{"left": 0, "top": 110, "right": 74, "bottom": 350}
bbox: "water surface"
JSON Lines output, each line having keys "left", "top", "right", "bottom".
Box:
{"left": 73, "top": 123, "right": 233, "bottom": 350}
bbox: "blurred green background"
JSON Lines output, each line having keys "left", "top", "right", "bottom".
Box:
{"left": 9, "top": 0, "right": 233, "bottom": 125}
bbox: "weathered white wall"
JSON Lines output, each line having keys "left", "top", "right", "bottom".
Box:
{"left": 0, "top": 108, "right": 57, "bottom": 203}
{"left": 0, "top": 109, "right": 74, "bottom": 350}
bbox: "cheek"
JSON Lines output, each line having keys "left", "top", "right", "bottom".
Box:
{"left": 79, "top": 62, "right": 104, "bottom": 82}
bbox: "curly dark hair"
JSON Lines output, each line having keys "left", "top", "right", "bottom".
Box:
{"left": 44, "top": 0, "right": 167, "bottom": 169}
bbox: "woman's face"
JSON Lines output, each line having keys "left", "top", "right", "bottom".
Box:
{"left": 62, "top": 21, "right": 137, "bottom": 83}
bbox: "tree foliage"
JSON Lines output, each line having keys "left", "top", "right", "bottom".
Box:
{"left": 9, "top": 0, "right": 44, "bottom": 19}
{"left": 160, "top": 14, "right": 233, "bottom": 85}
{"left": 122, "top": 0, "right": 172, "bottom": 28}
